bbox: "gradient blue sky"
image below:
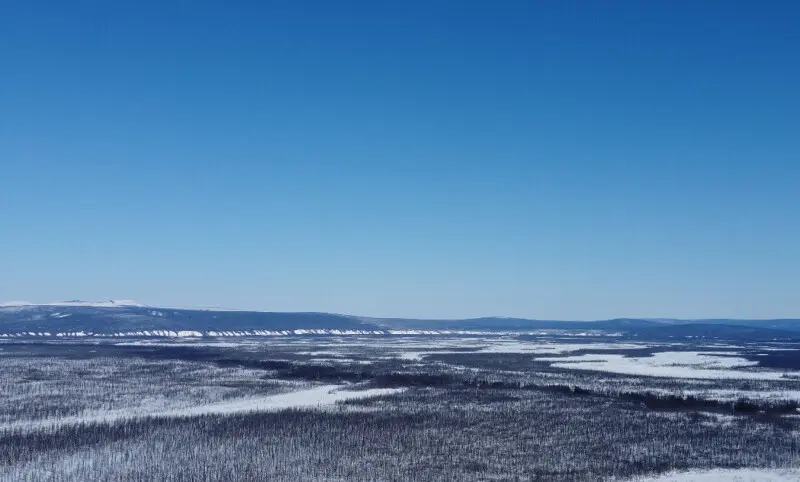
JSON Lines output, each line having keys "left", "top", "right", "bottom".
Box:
{"left": 2, "top": 1, "right": 798, "bottom": 319}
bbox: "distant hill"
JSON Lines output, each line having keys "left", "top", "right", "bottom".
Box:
{"left": 0, "top": 304, "right": 376, "bottom": 336}
{"left": 631, "top": 322, "right": 800, "bottom": 341}
{"left": 360, "top": 316, "right": 664, "bottom": 332}
{"left": 1, "top": 302, "right": 799, "bottom": 340}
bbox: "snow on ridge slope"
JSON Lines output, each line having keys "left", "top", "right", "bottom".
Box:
{"left": 0, "top": 329, "right": 546, "bottom": 338}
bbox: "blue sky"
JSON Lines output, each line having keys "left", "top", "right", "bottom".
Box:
{"left": 2, "top": 1, "right": 798, "bottom": 319}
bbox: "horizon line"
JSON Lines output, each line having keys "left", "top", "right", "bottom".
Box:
{"left": 1, "top": 300, "right": 799, "bottom": 322}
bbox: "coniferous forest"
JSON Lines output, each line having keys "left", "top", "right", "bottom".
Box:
{"left": 2, "top": 337, "right": 800, "bottom": 481}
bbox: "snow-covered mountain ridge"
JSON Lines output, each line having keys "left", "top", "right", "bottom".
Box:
{"left": 1, "top": 302, "right": 799, "bottom": 340}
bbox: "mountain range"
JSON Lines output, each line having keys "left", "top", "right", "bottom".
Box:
{"left": 1, "top": 301, "right": 799, "bottom": 341}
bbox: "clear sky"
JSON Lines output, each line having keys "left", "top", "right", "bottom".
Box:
{"left": 2, "top": 1, "right": 798, "bottom": 319}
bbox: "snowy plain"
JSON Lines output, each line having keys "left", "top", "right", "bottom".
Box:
{"left": 0, "top": 384, "right": 404, "bottom": 432}
{"left": 538, "top": 351, "right": 799, "bottom": 380}
{"left": 2, "top": 335, "right": 800, "bottom": 481}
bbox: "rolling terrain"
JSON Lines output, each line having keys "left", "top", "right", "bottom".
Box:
{"left": 1, "top": 301, "right": 799, "bottom": 341}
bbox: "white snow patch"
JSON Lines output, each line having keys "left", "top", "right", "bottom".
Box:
{"left": 115, "top": 341, "right": 255, "bottom": 347}
{"left": 692, "top": 389, "right": 800, "bottom": 402}
{"left": 625, "top": 467, "right": 800, "bottom": 481}
{"left": 397, "top": 352, "right": 430, "bottom": 361}
{"left": 175, "top": 331, "right": 203, "bottom": 338}
{"left": 541, "top": 351, "right": 800, "bottom": 380}
{"left": 0, "top": 385, "right": 404, "bottom": 433}
{"left": 163, "top": 385, "right": 403, "bottom": 417}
